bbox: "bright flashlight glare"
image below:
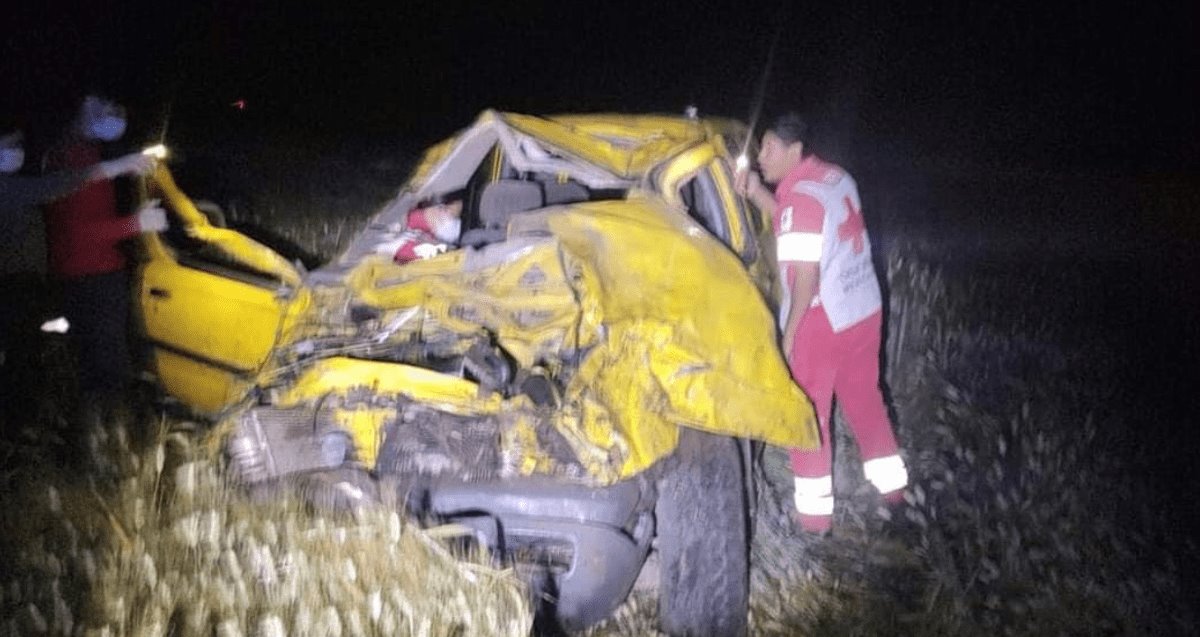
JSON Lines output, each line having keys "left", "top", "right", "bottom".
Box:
{"left": 41, "top": 317, "right": 70, "bottom": 334}
{"left": 142, "top": 144, "right": 168, "bottom": 159}
{"left": 735, "top": 154, "right": 749, "bottom": 171}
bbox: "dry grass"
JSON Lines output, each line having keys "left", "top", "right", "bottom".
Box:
{"left": 0, "top": 419, "right": 530, "bottom": 636}
{"left": 740, "top": 242, "right": 1192, "bottom": 636}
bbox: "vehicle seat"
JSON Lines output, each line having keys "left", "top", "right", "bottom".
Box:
{"left": 463, "top": 180, "right": 544, "bottom": 246}
{"left": 479, "top": 180, "right": 544, "bottom": 228}
{"left": 543, "top": 181, "right": 589, "bottom": 205}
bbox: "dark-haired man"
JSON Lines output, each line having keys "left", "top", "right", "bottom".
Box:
{"left": 735, "top": 113, "right": 907, "bottom": 534}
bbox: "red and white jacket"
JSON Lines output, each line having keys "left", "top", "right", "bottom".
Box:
{"left": 773, "top": 155, "right": 881, "bottom": 333}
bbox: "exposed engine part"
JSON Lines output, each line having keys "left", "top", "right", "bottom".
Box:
{"left": 319, "top": 431, "right": 352, "bottom": 466}
{"left": 514, "top": 367, "right": 560, "bottom": 407}
{"left": 349, "top": 304, "right": 381, "bottom": 324}
{"left": 462, "top": 340, "right": 514, "bottom": 394}
{"left": 376, "top": 405, "right": 503, "bottom": 480}
{"left": 226, "top": 426, "right": 270, "bottom": 483}
{"left": 226, "top": 405, "right": 357, "bottom": 483}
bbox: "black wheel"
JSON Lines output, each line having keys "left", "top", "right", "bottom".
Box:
{"left": 655, "top": 428, "right": 749, "bottom": 637}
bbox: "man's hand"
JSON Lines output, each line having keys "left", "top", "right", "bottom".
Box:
{"left": 136, "top": 200, "right": 168, "bottom": 233}
{"left": 780, "top": 261, "right": 819, "bottom": 367}
{"left": 733, "top": 165, "right": 775, "bottom": 214}
{"left": 782, "top": 329, "right": 795, "bottom": 362}
{"left": 733, "top": 165, "right": 761, "bottom": 198}
{"left": 95, "top": 153, "right": 156, "bottom": 180}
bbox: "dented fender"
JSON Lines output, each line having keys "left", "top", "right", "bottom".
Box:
{"left": 273, "top": 197, "right": 817, "bottom": 484}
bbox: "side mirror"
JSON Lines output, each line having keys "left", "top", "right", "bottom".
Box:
{"left": 193, "top": 200, "right": 228, "bottom": 228}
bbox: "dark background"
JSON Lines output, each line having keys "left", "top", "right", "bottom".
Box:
{"left": 4, "top": 0, "right": 1196, "bottom": 172}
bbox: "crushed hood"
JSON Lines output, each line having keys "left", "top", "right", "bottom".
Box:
{"left": 350, "top": 196, "right": 818, "bottom": 482}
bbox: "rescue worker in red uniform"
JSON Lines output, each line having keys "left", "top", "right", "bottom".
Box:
{"left": 376, "top": 190, "right": 464, "bottom": 263}
{"left": 736, "top": 113, "right": 908, "bottom": 533}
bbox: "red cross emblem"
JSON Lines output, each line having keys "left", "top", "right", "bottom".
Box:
{"left": 837, "top": 196, "right": 866, "bottom": 254}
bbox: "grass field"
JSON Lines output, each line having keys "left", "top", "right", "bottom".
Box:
{"left": 1, "top": 138, "right": 1195, "bottom": 635}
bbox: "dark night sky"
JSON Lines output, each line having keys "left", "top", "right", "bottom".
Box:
{"left": 4, "top": 0, "right": 1197, "bottom": 171}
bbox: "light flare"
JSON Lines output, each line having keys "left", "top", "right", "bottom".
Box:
{"left": 142, "top": 144, "right": 169, "bottom": 159}
{"left": 40, "top": 317, "right": 70, "bottom": 334}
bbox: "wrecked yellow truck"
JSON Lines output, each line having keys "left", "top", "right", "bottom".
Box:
{"left": 134, "top": 111, "right": 817, "bottom": 634}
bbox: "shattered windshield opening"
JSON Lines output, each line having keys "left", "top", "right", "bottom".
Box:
{"left": 678, "top": 167, "right": 729, "bottom": 243}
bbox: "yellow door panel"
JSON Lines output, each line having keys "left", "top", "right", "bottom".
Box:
{"left": 152, "top": 348, "right": 254, "bottom": 415}
{"left": 135, "top": 165, "right": 307, "bottom": 415}
{"left": 140, "top": 257, "right": 294, "bottom": 412}
{"left": 141, "top": 260, "right": 286, "bottom": 371}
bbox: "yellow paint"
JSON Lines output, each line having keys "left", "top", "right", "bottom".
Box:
{"left": 147, "top": 165, "right": 304, "bottom": 288}
{"left": 140, "top": 112, "right": 819, "bottom": 486}
{"left": 151, "top": 348, "right": 250, "bottom": 415}
{"left": 339, "top": 197, "right": 818, "bottom": 480}
{"left": 534, "top": 199, "right": 816, "bottom": 476}
{"left": 709, "top": 157, "right": 749, "bottom": 256}
{"left": 134, "top": 165, "right": 309, "bottom": 412}
{"left": 656, "top": 143, "right": 717, "bottom": 205}
{"left": 335, "top": 406, "right": 393, "bottom": 467}
{"left": 276, "top": 357, "right": 503, "bottom": 416}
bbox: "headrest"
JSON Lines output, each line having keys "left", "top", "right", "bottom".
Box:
{"left": 478, "top": 180, "right": 544, "bottom": 229}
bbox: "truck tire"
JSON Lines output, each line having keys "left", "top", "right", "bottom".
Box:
{"left": 655, "top": 428, "right": 749, "bottom": 637}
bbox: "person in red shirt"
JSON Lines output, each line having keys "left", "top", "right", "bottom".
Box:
{"left": 42, "top": 94, "right": 167, "bottom": 403}
{"left": 2, "top": 118, "right": 155, "bottom": 423}
{"left": 3, "top": 123, "right": 156, "bottom": 276}
{"left": 736, "top": 113, "right": 908, "bottom": 534}
{"left": 377, "top": 190, "right": 464, "bottom": 263}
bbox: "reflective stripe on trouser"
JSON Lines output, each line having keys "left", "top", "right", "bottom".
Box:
{"left": 863, "top": 454, "right": 909, "bottom": 495}
{"left": 786, "top": 306, "right": 905, "bottom": 530}
{"left": 793, "top": 475, "right": 834, "bottom": 516}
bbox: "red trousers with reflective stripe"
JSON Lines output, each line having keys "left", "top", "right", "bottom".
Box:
{"left": 787, "top": 306, "right": 900, "bottom": 531}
